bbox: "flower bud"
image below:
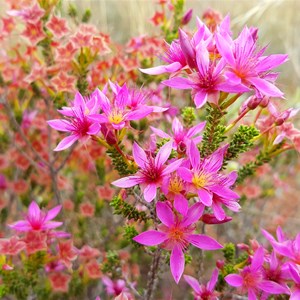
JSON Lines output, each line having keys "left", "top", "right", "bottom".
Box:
{"left": 178, "top": 29, "right": 196, "bottom": 69}
{"left": 181, "top": 9, "right": 193, "bottom": 25}
{"left": 177, "top": 141, "right": 186, "bottom": 155}
{"left": 201, "top": 213, "right": 232, "bottom": 224}
{"left": 216, "top": 259, "right": 225, "bottom": 270}
{"left": 247, "top": 95, "right": 261, "bottom": 110}
{"left": 101, "top": 125, "right": 117, "bottom": 145}
{"left": 259, "top": 96, "right": 269, "bottom": 108}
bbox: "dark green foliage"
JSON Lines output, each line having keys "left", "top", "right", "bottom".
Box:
{"left": 200, "top": 105, "right": 227, "bottom": 157}
{"left": 82, "top": 9, "right": 91, "bottom": 23}
{"left": 110, "top": 196, "right": 149, "bottom": 222}
{"left": 68, "top": 4, "right": 78, "bottom": 18}
{"left": 107, "top": 146, "right": 135, "bottom": 176}
{"left": 236, "top": 144, "right": 283, "bottom": 184}
{"left": 222, "top": 243, "right": 236, "bottom": 263}
{"left": 124, "top": 225, "right": 141, "bottom": 248}
{"left": 101, "top": 250, "right": 121, "bottom": 278}
{"left": 181, "top": 106, "right": 196, "bottom": 127}
{"left": 223, "top": 125, "right": 260, "bottom": 167}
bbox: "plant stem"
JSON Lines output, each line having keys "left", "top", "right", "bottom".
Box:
{"left": 144, "top": 248, "right": 162, "bottom": 300}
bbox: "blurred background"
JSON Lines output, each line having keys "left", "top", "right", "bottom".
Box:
{"left": 67, "top": 0, "right": 300, "bottom": 99}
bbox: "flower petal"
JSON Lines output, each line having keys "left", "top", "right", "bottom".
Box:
{"left": 54, "top": 135, "right": 79, "bottom": 151}
{"left": 184, "top": 275, "right": 201, "bottom": 293}
{"left": 162, "top": 77, "right": 193, "bottom": 90}
{"left": 140, "top": 62, "right": 183, "bottom": 75}
{"left": 170, "top": 245, "right": 185, "bottom": 284}
{"left": 225, "top": 274, "right": 243, "bottom": 287}
{"left": 181, "top": 202, "right": 204, "bottom": 227}
{"left": 189, "top": 141, "right": 200, "bottom": 169}
{"left": 112, "top": 176, "right": 142, "bottom": 188}
{"left": 132, "top": 142, "right": 148, "bottom": 169}
{"left": 143, "top": 183, "right": 157, "bottom": 202}
{"left": 155, "top": 141, "right": 172, "bottom": 168}
{"left": 161, "top": 158, "right": 184, "bottom": 176}
{"left": 156, "top": 202, "right": 174, "bottom": 227}
{"left": 44, "top": 205, "right": 62, "bottom": 222}
{"left": 248, "top": 77, "right": 284, "bottom": 98}
{"left": 194, "top": 91, "right": 208, "bottom": 108}
{"left": 197, "top": 188, "right": 213, "bottom": 206}
{"left": 186, "top": 234, "right": 222, "bottom": 250}
{"left": 47, "top": 119, "right": 72, "bottom": 132}
{"left": 174, "top": 194, "right": 188, "bottom": 216}
{"left": 133, "top": 230, "right": 167, "bottom": 246}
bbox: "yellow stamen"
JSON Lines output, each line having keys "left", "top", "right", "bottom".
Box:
{"left": 108, "top": 111, "right": 123, "bottom": 124}
{"left": 192, "top": 174, "right": 207, "bottom": 189}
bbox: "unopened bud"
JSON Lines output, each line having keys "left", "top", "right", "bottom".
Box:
{"left": 177, "top": 141, "right": 186, "bottom": 154}
{"left": 216, "top": 259, "right": 225, "bottom": 269}
{"left": 259, "top": 96, "right": 269, "bottom": 108}
{"left": 179, "top": 29, "right": 197, "bottom": 69}
{"left": 181, "top": 9, "right": 193, "bottom": 25}
{"left": 101, "top": 125, "right": 117, "bottom": 145}
{"left": 201, "top": 213, "right": 232, "bottom": 224}
{"left": 247, "top": 96, "right": 261, "bottom": 110}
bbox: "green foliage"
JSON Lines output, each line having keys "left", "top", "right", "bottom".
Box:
{"left": 68, "top": 272, "right": 85, "bottom": 299}
{"left": 222, "top": 243, "right": 236, "bottom": 263}
{"left": 107, "top": 146, "right": 136, "bottom": 176}
{"left": 82, "top": 9, "right": 91, "bottom": 23}
{"left": 95, "top": 158, "right": 106, "bottom": 185}
{"left": 110, "top": 196, "right": 149, "bottom": 222}
{"left": 181, "top": 106, "right": 196, "bottom": 127}
{"left": 68, "top": 4, "right": 78, "bottom": 18}
{"left": 101, "top": 250, "right": 121, "bottom": 278}
{"left": 236, "top": 144, "right": 283, "bottom": 184}
{"left": 124, "top": 225, "right": 141, "bottom": 248}
{"left": 200, "top": 104, "right": 226, "bottom": 157}
{"left": 223, "top": 125, "right": 260, "bottom": 167}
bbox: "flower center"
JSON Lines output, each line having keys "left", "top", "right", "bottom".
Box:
{"left": 109, "top": 111, "right": 123, "bottom": 124}
{"left": 192, "top": 173, "right": 207, "bottom": 189}
{"left": 169, "top": 227, "right": 184, "bottom": 241}
{"left": 169, "top": 176, "right": 183, "bottom": 194}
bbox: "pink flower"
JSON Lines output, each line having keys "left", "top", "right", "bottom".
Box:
{"left": 225, "top": 247, "right": 288, "bottom": 299}
{"left": 102, "top": 276, "right": 129, "bottom": 297}
{"left": 112, "top": 141, "right": 183, "bottom": 202}
{"left": 48, "top": 272, "right": 71, "bottom": 292}
{"left": 79, "top": 202, "right": 95, "bottom": 217}
{"left": 151, "top": 117, "right": 206, "bottom": 152}
{"left": 163, "top": 42, "right": 249, "bottom": 108}
{"left": 46, "top": 15, "right": 69, "bottom": 39}
{"left": 22, "top": 21, "right": 45, "bottom": 45}
{"left": 0, "top": 236, "right": 26, "bottom": 255}
{"left": 288, "top": 264, "right": 300, "bottom": 299}
{"left": 85, "top": 260, "right": 102, "bottom": 279}
{"left": 8, "top": 201, "right": 62, "bottom": 232}
{"left": 215, "top": 26, "right": 288, "bottom": 98}
{"left": 133, "top": 202, "right": 222, "bottom": 283}
{"left": 23, "top": 231, "right": 48, "bottom": 254}
{"left": 89, "top": 83, "right": 153, "bottom": 130}
{"left": 178, "top": 141, "right": 239, "bottom": 208}
{"left": 184, "top": 268, "right": 219, "bottom": 300}
{"left": 57, "top": 240, "right": 78, "bottom": 269}
{"left": 47, "top": 90, "right": 102, "bottom": 151}
{"left": 7, "top": 4, "right": 45, "bottom": 22}
{"left": 50, "top": 72, "right": 76, "bottom": 93}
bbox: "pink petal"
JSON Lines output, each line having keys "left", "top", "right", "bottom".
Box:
{"left": 150, "top": 126, "right": 170, "bottom": 139}
{"left": 207, "top": 269, "right": 219, "bottom": 291}
{"left": 162, "top": 77, "right": 193, "bottom": 90}
{"left": 186, "top": 234, "right": 222, "bottom": 250}
{"left": 174, "top": 194, "right": 188, "bottom": 216}
{"left": 87, "top": 123, "right": 101, "bottom": 135}
{"left": 256, "top": 54, "right": 288, "bottom": 73}
{"left": 126, "top": 107, "right": 153, "bottom": 121}
{"left": 54, "top": 135, "right": 79, "bottom": 151}
{"left": 88, "top": 114, "right": 108, "bottom": 123}
{"left": 8, "top": 220, "right": 32, "bottom": 231}
{"left": 215, "top": 34, "right": 235, "bottom": 66}
{"left": 132, "top": 230, "right": 167, "bottom": 246}
{"left": 184, "top": 275, "right": 201, "bottom": 293}
{"left": 189, "top": 141, "right": 200, "bottom": 169}
{"left": 212, "top": 202, "right": 226, "bottom": 221}
{"left": 251, "top": 247, "right": 264, "bottom": 271}
{"left": 248, "top": 288, "right": 257, "bottom": 300}
{"left": 47, "top": 119, "right": 72, "bottom": 132}
{"left": 143, "top": 183, "right": 157, "bottom": 202}
{"left": 194, "top": 91, "right": 208, "bottom": 108}
{"left": 74, "top": 91, "right": 85, "bottom": 107}
{"left": 112, "top": 176, "right": 141, "bottom": 188}
{"left": 42, "top": 221, "right": 63, "bottom": 230}
{"left": 290, "top": 290, "right": 300, "bottom": 300}
{"left": 170, "top": 245, "right": 185, "bottom": 284}
{"left": 28, "top": 201, "right": 41, "bottom": 219}
{"left": 225, "top": 274, "right": 243, "bottom": 287}
{"left": 140, "top": 62, "right": 182, "bottom": 75}
{"left": 181, "top": 202, "right": 204, "bottom": 227}
{"left": 132, "top": 142, "right": 148, "bottom": 169}
{"left": 155, "top": 141, "right": 172, "bottom": 168}
{"left": 44, "top": 205, "right": 62, "bottom": 222}
{"left": 258, "top": 280, "right": 289, "bottom": 294}
{"left": 156, "top": 202, "right": 174, "bottom": 227}
{"left": 197, "top": 188, "right": 213, "bottom": 206}
{"left": 187, "top": 121, "right": 206, "bottom": 138}
{"left": 161, "top": 158, "right": 184, "bottom": 176}
{"left": 177, "top": 167, "right": 193, "bottom": 182}
{"left": 248, "top": 77, "right": 284, "bottom": 98}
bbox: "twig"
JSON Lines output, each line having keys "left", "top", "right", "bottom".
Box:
{"left": 2, "top": 96, "right": 49, "bottom": 167}
{"left": 197, "top": 223, "right": 206, "bottom": 282}
{"left": 144, "top": 247, "right": 162, "bottom": 300}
